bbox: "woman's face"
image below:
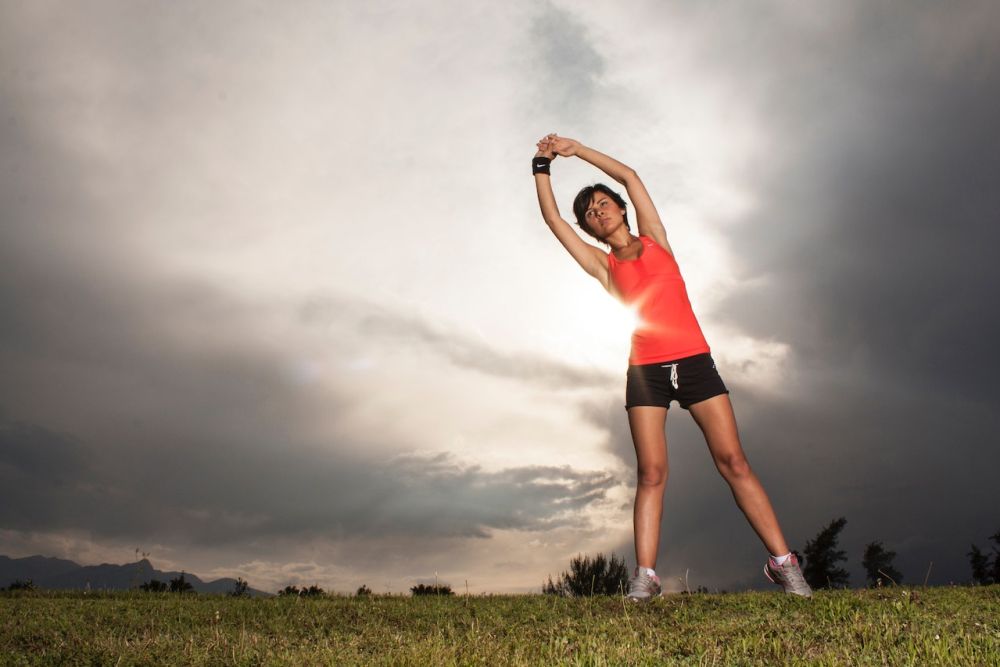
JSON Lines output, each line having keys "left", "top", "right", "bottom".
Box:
{"left": 585, "top": 192, "right": 625, "bottom": 238}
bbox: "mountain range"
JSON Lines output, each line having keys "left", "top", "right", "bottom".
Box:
{"left": 0, "top": 554, "right": 273, "bottom": 597}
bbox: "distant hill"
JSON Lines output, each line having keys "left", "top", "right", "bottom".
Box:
{"left": 0, "top": 555, "right": 273, "bottom": 597}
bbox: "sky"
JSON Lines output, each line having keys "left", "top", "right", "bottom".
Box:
{"left": 1, "top": 0, "right": 999, "bottom": 595}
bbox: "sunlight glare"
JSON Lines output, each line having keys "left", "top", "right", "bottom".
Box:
{"left": 540, "top": 290, "right": 638, "bottom": 372}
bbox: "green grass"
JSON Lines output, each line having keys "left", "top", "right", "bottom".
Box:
{"left": 2, "top": 586, "right": 998, "bottom": 665}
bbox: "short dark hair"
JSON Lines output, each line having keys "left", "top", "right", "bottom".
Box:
{"left": 572, "top": 183, "right": 629, "bottom": 245}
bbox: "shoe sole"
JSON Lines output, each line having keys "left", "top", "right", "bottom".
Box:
{"left": 626, "top": 591, "right": 661, "bottom": 602}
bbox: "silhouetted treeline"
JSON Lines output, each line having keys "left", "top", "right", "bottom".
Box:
{"left": 411, "top": 583, "right": 453, "bottom": 596}
{"left": 2, "top": 579, "right": 35, "bottom": 591}
{"left": 278, "top": 584, "right": 325, "bottom": 597}
{"left": 138, "top": 572, "right": 192, "bottom": 593}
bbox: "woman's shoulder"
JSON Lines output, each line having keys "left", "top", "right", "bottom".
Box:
{"left": 639, "top": 234, "right": 674, "bottom": 257}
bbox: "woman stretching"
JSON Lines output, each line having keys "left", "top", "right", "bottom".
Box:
{"left": 532, "top": 133, "right": 812, "bottom": 600}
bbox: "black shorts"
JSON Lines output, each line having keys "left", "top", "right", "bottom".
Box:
{"left": 625, "top": 352, "right": 730, "bottom": 410}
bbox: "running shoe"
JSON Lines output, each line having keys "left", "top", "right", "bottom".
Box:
{"left": 764, "top": 553, "right": 813, "bottom": 598}
{"left": 626, "top": 568, "right": 661, "bottom": 601}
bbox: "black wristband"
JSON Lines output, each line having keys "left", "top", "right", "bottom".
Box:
{"left": 532, "top": 156, "right": 552, "bottom": 175}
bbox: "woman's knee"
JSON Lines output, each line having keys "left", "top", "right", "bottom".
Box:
{"left": 637, "top": 463, "right": 668, "bottom": 488}
{"left": 714, "top": 453, "right": 751, "bottom": 481}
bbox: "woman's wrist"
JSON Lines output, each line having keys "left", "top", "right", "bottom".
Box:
{"left": 532, "top": 155, "right": 552, "bottom": 175}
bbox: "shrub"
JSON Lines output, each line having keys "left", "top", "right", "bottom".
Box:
{"left": 300, "top": 584, "right": 324, "bottom": 597}
{"left": 4, "top": 579, "right": 35, "bottom": 592}
{"left": 169, "top": 573, "right": 194, "bottom": 593}
{"left": 411, "top": 583, "right": 453, "bottom": 596}
{"left": 544, "top": 553, "right": 629, "bottom": 597}
{"left": 140, "top": 579, "right": 168, "bottom": 592}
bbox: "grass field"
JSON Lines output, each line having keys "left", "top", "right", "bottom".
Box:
{"left": 2, "top": 586, "right": 998, "bottom": 665}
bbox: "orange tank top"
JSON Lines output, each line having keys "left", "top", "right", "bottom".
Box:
{"left": 607, "top": 235, "right": 711, "bottom": 365}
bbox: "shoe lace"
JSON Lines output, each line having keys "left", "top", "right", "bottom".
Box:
{"left": 629, "top": 570, "right": 657, "bottom": 595}
{"left": 776, "top": 560, "right": 808, "bottom": 589}
{"left": 764, "top": 560, "right": 808, "bottom": 590}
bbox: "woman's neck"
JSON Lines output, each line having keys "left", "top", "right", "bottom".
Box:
{"left": 607, "top": 228, "right": 636, "bottom": 252}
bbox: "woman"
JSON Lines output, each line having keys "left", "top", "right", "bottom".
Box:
{"left": 532, "top": 133, "right": 812, "bottom": 600}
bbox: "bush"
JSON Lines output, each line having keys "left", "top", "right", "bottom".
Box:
{"left": 140, "top": 579, "right": 168, "bottom": 592}
{"left": 4, "top": 579, "right": 35, "bottom": 592}
{"left": 300, "top": 585, "right": 325, "bottom": 597}
{"left": 411, "top": 583, "right": 453, "bottom": 596}
{"left": 169, "top": 573, "right": 193, "bottom": 593}
{"left": 544, "top": 553, "right": 629, "bottom": 597}
{"left": 278, "top": 584, "right": 324, "bottom": 597}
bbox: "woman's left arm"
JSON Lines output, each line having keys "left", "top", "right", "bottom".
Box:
{"left": 547, "top": 134, "right": 673, "bottom": 255}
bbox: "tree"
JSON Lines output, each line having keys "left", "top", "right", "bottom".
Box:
{"left": 169, "top": 572, "right": 193, "bottom": 593}
{"left": 544, "top": 553, "right": 629, "bottom": 597}
{"left": 411, "top": 583, "right": 453, "bottom": 596}
{"left": 862, "top": 541, "right": 902, "bottom": 587}
{"left": 993, "top": 531, "right": 1000, "bottom": 584}
{"left": 4, "top": 579, "right": 35, "bottom": 592}
{"left": 140, "top": 579, "right": 168, "bottom": 592}
{"left": 967, "top": 529, "right": 1000, "bottom": 585}
{"left": 301, "top": 584, "right": 325, "bottom": 597}
{"left": 278, "top": 585, "right": 301, "bottom": 596}
{"left": 542, "top": 574, "right": 564, "bottom": 596}
{"left": 356, "top": 585, "right": 372, "bottom": 596}
{"left": 230, "top": 577, "right": 249, "bottom": 597}
{"left": 802, "top": 517, "right": 850, "bottom": 589}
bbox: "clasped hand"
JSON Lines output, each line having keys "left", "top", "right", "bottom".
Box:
{"left": 535, "top": 133, "right": 580, "bottom": 159}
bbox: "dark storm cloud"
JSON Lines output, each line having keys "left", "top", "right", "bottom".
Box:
{"left": 713, "top": 6, "right": 1000, "bottom": 401}
{"left": 0, "top": 414, "right": 619, "bottom": 544}
{"left": 708, "top": 0, "right": 1000, "bottom": 555}
{"left": 528, "top": 1, "right": 606, "bottom": 126}
{"left": 0, "top": 422, "right": 89, "bottom": 482}
{"left": 579, "top": 3, "right": 1000, "bottom": 590}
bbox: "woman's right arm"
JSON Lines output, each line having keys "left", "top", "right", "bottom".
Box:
{"left": 533, "top": 138, "right": 610, "bottom": 289}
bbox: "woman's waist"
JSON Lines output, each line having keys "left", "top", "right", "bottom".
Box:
{"left": 627, "top": 342, "right": 711, "bottom": 366}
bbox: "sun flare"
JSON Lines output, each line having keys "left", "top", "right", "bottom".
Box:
{"left": 537, "top": 289, "right": 640, "bottom": 372}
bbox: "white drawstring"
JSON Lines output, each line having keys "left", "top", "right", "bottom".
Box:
{"left": 661, "top": 363, "right": 679, "bottom": 390}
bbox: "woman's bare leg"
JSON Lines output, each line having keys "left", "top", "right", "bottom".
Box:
{"left": 627, "top": 406, "right": 669, "bottom": 569}
{"left": 687, "top": 394, "right": 790, "bottom": 556}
